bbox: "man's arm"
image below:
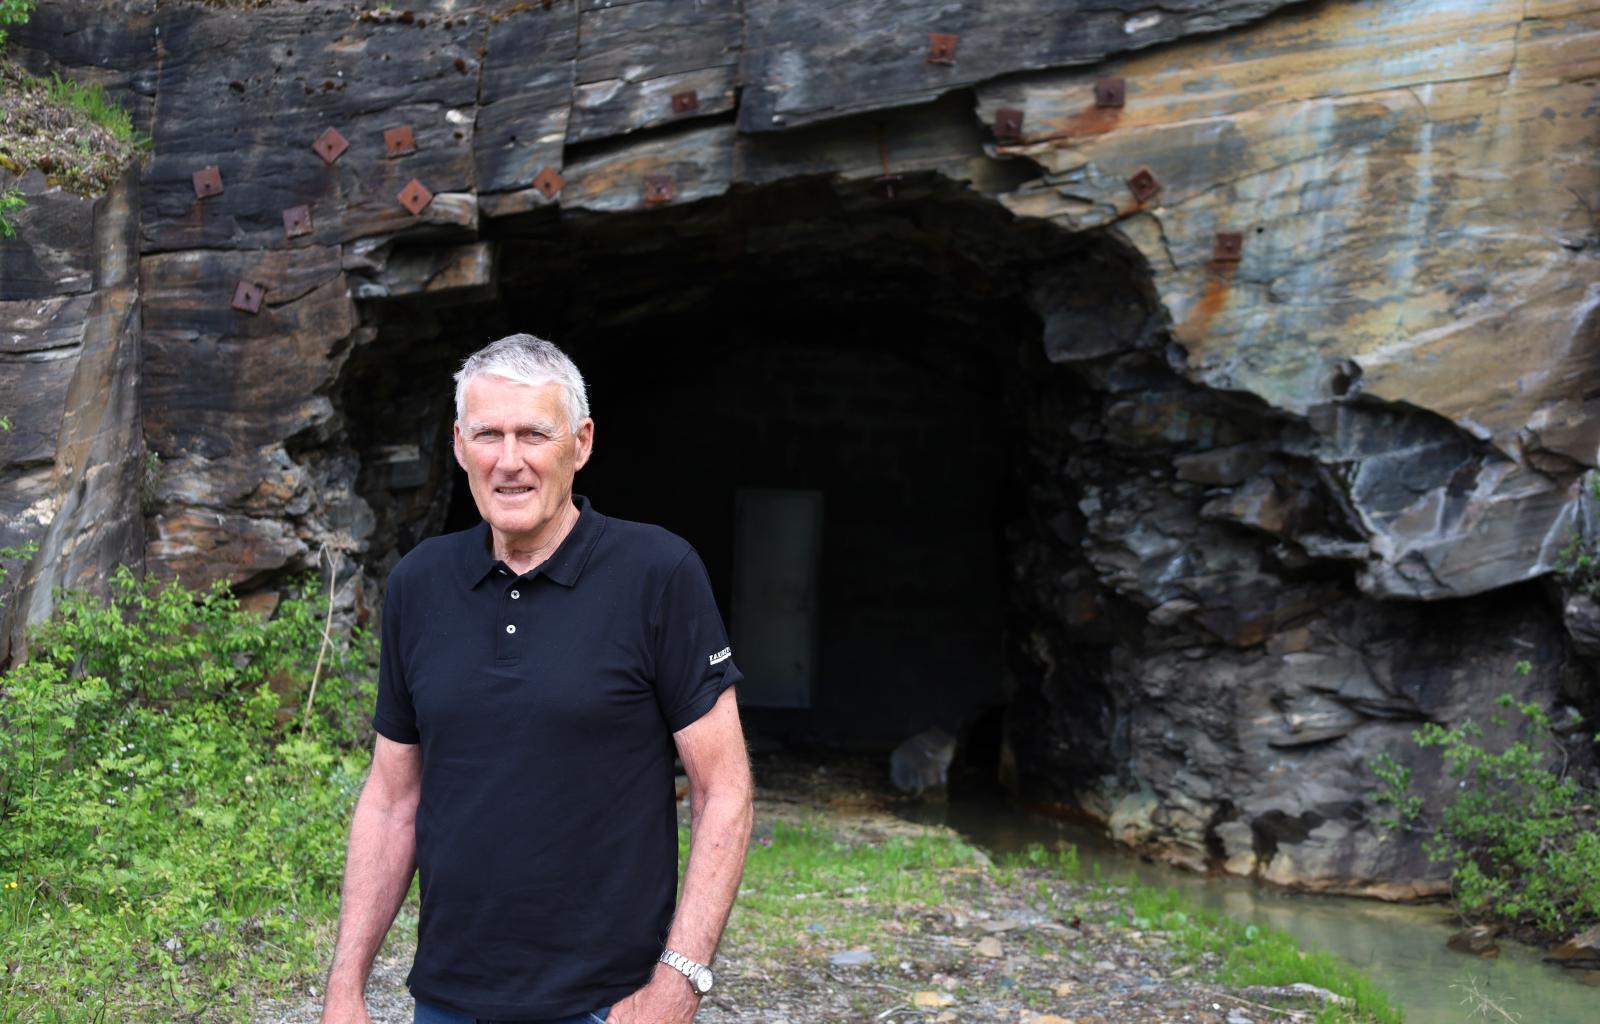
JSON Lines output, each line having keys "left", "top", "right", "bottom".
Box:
{"left": 609, "top": 687, "right": 753, "bottom": 1024}
{"left": 321, "top": 735, "right": 423, "bottom": 1024}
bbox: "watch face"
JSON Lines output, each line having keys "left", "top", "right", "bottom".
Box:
{"left": 694, "top": 967, "right": 714, "bottom": 994}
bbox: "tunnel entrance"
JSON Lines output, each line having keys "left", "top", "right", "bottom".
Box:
{"left": 340, "top": 176, "right": 1157, "bottom": 789}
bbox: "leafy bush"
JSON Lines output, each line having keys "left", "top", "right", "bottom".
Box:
{"left": 0, "top": 188, "right": 24, "bottom": 238}
{"left": 0, "top": 0, "right": 33, "bottom": 49}
{"left": 0, "top": 566, "right": 376, "bottom": 1021}
{"left": 1371, "top": 681, "right": 1600, "bottom": 942}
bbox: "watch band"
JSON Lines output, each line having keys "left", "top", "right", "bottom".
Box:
{"left": 658, "top": 948, "right": 714, "bottom": 994}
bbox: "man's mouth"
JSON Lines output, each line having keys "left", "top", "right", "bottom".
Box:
{"left": 494, "top": 486, "right": 533, "bottom": 496}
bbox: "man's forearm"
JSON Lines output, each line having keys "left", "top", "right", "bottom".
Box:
{"left": 325, "top": 784, "right": 418, "bottom": 1003}
{"left": 664, "top": 773, "right": 754, "bottom": 963}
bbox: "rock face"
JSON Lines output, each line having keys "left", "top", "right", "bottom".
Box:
{"left": 0, "top": 166, "right": 144, "bottom": 663}
{"left": 5, "top": 0, "right": 1598, "bottom": 895}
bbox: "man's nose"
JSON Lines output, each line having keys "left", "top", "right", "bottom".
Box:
{"left": 494, "top": 435, "right": 523, "bottom": 470}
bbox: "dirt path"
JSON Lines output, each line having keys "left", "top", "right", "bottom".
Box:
{"left": 255, "top": 759, "right": 1347, "bottom": 1024}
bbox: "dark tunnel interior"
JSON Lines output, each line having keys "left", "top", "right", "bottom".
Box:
{"left": 340, "top": 177, "right": 1136, "bottom": 789}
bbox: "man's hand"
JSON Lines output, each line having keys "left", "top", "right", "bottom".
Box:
{"left": 317, "top": 993, "right": 373, "bottom": 1024}
{"left": 606, "top": 964, "right": 700, "bottom": 1024}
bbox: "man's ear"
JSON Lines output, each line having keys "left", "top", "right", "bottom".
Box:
{"left": 574, "top": 418, "right": 595, "bottom": 470}
{"left": 452, "top": 421, "right": 467, "bottom": 470}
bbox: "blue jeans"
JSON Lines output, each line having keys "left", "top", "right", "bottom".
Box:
{"left": 414, "top": 997, "right": 612, "bottom": 1024}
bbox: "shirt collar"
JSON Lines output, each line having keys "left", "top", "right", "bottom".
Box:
{"left": 463, "top": 494, "right": 605, "bottom": 590}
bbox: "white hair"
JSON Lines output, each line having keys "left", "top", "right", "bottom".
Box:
{"left": 453, "top": 333, "right": 590, "bottom": 430}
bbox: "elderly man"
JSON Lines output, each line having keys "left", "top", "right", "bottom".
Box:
{"left": 321, "top": 334, "right": 753, "bottom": 1024}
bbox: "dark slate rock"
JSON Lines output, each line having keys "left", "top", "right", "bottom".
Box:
{"left": 738, "top": 0, "right": 1304, "bottom": 133}
{"left": 475, "top": 3, "right": 577, "bottom": 196}
{"left": 567, "top": 0, "right": 740, "bottom": 145}
{"left": 140, "top": 1, "right": 483, "bottom": 253}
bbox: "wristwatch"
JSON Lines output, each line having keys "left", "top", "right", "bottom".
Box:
{"left": 658, "top": 948, "right": 714, "bottom": 995}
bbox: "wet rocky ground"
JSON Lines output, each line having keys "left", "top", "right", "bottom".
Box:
{"left": 257, "top": 756, "right": 1357, "bottom": 1024}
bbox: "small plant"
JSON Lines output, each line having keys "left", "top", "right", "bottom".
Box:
{"left": 0, "top": 0, "right": 34, "bottom": 49}
{"left": 1371, "top": 692, "right": 1600, "bottom": 942}
{"left": 0, "top": 189, "right": 24, "bottom": 238}
{"left": 42, "top": 72, "right": 141, "bottom": 144}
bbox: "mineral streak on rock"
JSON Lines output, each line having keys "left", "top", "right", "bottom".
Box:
{"left": 3, "top": 0, "right": 1598, "bottom": 898}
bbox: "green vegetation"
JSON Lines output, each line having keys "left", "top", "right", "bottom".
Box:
{"left": 0, "top": 567, "right": 376, "bottom": 1022}
{"left": 1555, "top": 474, "right": 1600, "bottom": 599}
{"left": 0, "top": 0, "right": 33, "bottom": 49}
{"left": 1, "top": 58, "right": 145, "bottom": 198}
{"left": 41, "top": 72, "right": 142, "bottom": 146}
{"left": 727, "top": 820, "right": 978, "bottom": 956}
{"left": 1119, "top": 884, "right": 1400, "bottom": 1024}
{"left": 0, "top": 187, "right": 23, "bottom": 237}
{"left": 1372, "top": 681, "right": 1600, "bottom": 943}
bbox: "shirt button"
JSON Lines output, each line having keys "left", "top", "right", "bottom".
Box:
{"left": 510, "top": 590, "right": 521, "bottom": 599}
{"left": 505, "top": 624, "right": 517, "bottom": 635}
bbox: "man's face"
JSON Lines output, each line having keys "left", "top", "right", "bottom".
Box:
{"left": 452, "top": 375, "right": 594, "bottom": 547}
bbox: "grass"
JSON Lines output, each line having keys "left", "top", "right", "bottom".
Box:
{"left": 0, "top": 60, "right": 145, "bottom": 197}
{"left": 40, "top": 72, "right": 141, "bottom": 144}
{"left": 1116, "top": 881, "right": 1401, "bottom": 1023}
{"left": 721, "top": 820, "right": 979, "bottom": 957}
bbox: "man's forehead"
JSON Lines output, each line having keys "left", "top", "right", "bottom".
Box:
{"left": 461, "top": 375, "right": 566, "bottom": 416}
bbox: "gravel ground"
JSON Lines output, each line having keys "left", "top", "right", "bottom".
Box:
{"left": 254, "top": 758, "right": 1347, "bottom": 1024}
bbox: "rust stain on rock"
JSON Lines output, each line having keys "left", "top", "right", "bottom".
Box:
{"left": 1178, "top": 263, "right": 1235, "bottom": 348}
{"left": 1054, "top": 101, "right": 1123, "bottom": 142}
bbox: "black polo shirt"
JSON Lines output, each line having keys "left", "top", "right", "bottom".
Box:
{"left": 372, "top": 496, "right": 741, "bottom": 1019}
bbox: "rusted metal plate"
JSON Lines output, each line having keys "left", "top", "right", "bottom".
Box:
{"left": 397, "top": 179, "right": 434, "bottom": 215}
{"left": 993, "top": 107, "right": 1024, "bottom": 143}
{"left": 312, "top": 127, "right": 349, "bottom": 165}
{"left": 191, "top": 166, "right": 223, "bottom": 199}
{"left": 927, "top": 32, "right": 959, "bottom": 65}
{"left": 282, "top": 205, "right": 313, "bottom": 239}
{"left": 533, "top": 165, "right": 564, "bottom": 200}
{"left": 231, "top": 280, "right": 264, "bottom": 314}
{"left": 642, "top": 174, "right": 675, "bottom": 204}
{"left": 1095, "top": 77, "right": 1126, "bottom": 108}
{"left": 384, "top": 124, "right": 417, "bottom": 158}
{"left": 1214, "top": 232, "right": 1244, "bottom": 262}
{"left": 1127, "top": 167, "right": 1161, "bottom": 204}
{"left": 671, "top": 90, "right": 699, "bottom": 115}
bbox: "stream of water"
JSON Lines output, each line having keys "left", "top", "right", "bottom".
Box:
{"left": 898, "top": 800, "right": 1598, "bottom": 1024}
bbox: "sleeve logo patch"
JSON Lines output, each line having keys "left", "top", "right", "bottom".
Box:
{"left": 708, "top": 646, "right": 732, "bottom": 666}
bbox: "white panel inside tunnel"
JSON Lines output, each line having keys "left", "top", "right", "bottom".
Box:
{"left": 732, "top": 488, "right": 822, "bottom": 708}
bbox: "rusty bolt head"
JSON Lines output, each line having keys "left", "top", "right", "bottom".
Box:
{"left": 1214, "top": 232, "right": 1244, "bottom": 262}
{"left": 1127, "top": 167, "right": 1161, "bottom": 204}
{"left": 231, "top": 280, "right": 265, "bottom": 315}
{"left": 312, "top": 127, "right": 350, "bottom": 165}
{"left": 533, "top": 166, "right": 564, "bottom": 201}
{"left": 282, "top": 205, "right": 313, "bottom": 239}
{"left": 927, "top": 32, "right": 959, "bottom": 65}
{"left": 397, "top": 179, "right": 434, "bottom": 215}
{"left": 993, "top": 108, "right": 1024, "bottom": 143}
{"left": 643, "top": 174, "right": 675, "bottom": 205}
{"left": 1095, "top": 77, "right": 1126, "bottom": 109}
{"left": 671, "top": 90, "right": 699, "bottom": 115}
{"left": 191, "top": 166, "right": 223, "bottom": 200}
{"left": 384, "top": 125, "right": 417, "bottom": 158}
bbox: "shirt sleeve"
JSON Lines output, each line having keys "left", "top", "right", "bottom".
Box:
{"left": 651, "top": 547, "right": 743, "bottom": 732}
{"left": 372, "top": 569, "right": 420, "bottom": 744}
